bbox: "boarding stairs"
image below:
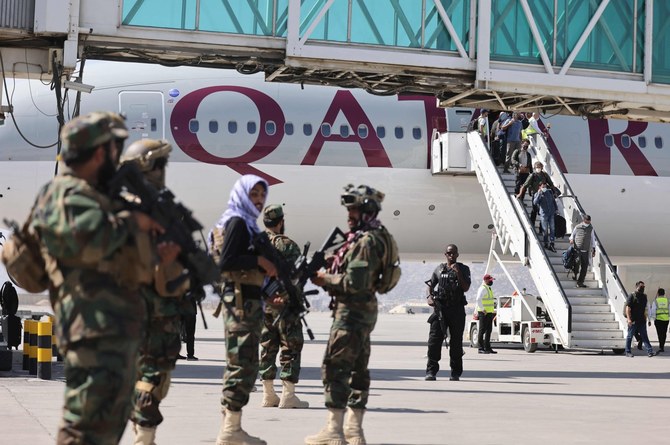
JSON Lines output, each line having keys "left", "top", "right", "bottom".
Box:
{"left": 466, "top": 132, "right": 627, "bottom": 352}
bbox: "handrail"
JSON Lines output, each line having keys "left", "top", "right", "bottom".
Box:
{"left": 467, "top": 131, "right": 572, "bottom": 345}
{"left": 529, "top": 134, "right": 629, "bottom": 332}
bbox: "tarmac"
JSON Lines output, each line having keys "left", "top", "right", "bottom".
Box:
{"left": 2, "top": 307, "right": 669, "bottom": 445}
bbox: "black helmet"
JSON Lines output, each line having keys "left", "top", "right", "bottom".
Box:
{"left": 120, "top": 139, "right": 172, "bottom": 188}
{"left": 340, "top": 184, "right": 384, "bottom": 214}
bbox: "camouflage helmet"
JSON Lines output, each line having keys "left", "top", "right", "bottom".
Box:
{"left": 340, "top": 184, "right": 384, "bottom": 214}
{"left": 60, "top": 111, "right": 128, "bottom": 162}
{"left": 120, "top": 139, "right": 172, "bottom": 172}
{"left": 263, "top": 204, "right": 284, "bottom": 227}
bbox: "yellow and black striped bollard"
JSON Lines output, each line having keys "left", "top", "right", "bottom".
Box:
{"left": 22, "top": 319, "right": 31, "bottom": 371}
{"left": 37, "top": 320, "right": 52, "bottom": 380}
{"left": 47, "top": 315, "right": 61, "bottom": 361}
{"left": 28, "top": 319, "right": 37, "bottom": 375}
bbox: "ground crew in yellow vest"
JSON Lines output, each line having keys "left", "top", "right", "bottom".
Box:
{"left": 29, "top": 112, "right": 165, "bottom": 444}
{"left": 476, "top": 274, "right": 497, "bottom": 354}
{"left": 650, "top": 288, "right": 668, "bottom": 353}
{"left": 120, "top": 139, "right": 192, "bottom": 445}
{"left": 259, "top": 204, "right": 310, "bottom": 409}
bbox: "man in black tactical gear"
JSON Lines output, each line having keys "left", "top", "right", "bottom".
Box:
{"left": 425, "top": 244, "right": 471, "bottom": 381}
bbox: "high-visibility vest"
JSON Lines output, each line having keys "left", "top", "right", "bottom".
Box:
{"left": 477, "top": 284, "right": 495, "bottom": 313}
{"left": 656, "top": 296, "right": 669, "bottom": 321}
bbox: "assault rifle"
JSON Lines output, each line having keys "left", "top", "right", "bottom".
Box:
{"left": 425, "top": 279, "right": 448, "bottom": 348}
{"left": 253, "top": 226, "right": 346, "bottom": 340}
{"left": 109, "top": 162, "right": 218, "bottom": 329}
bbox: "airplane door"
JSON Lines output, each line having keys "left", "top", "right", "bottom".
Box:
{"left": 118, "top": 91, "right": 165, "bottom": 143}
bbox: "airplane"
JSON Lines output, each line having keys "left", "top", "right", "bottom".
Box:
{"left": 1, "top": 60, "right": 669, "bottom": 282}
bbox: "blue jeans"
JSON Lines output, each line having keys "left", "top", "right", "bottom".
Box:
{"left": 625, "top": 321, "right": 653, "bottom": 354}
{"left": 540, "top": 215, "right": 555, "bottom": 244}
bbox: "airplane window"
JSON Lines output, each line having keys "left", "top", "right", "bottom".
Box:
{"left": 604, "top": 134, "right": 614, "bottom": 147}
{"left": 395, "top": 127, "right": 404, "bottom": 139}
{"left": 265, "top": 121, "right": 276, "bottom": 136}
{"left": 358, "top": 124, "right": 368, "bottom": 138}
{"left": 209, "top": 120, "right": 218, "bottom": 133}
{"left": 412, "top": 127, "right": 422, "bottom": 140}
{"left": 247, "top": 121, "right": 257, "bottom": 134}
{"left": 638, "top": 136, "right": 646, "bottom": 148}
{"left": 376, "top": 126, "right": 386, "bottom": 138}
{"left": 655, "top": 136, "right": 663, "bottom": 149}
{"left": 621, "top": 134, "right": 631, "bottom": 148}
{"left": 285, "top": 122, "right": 294, "bottom": 135}
{"left": 303, "top": 123, "right": 312, "bottom": 136}
{"left": 321, "top": 123, "right": 331, "bottom": 137}
{"left": 340, "top": 125, "right": 349, "bottom": 137}
{"left": 189, "top": 119, "right": 199, "bottom": 133}
{"left": 228, "top": 121, "right": 237, "bottom": 134}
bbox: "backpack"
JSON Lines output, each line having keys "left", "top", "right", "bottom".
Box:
{"left": 1, "top": 206, "right": 49, "bottom": 294}
{"left": 374, "top": 226, "right": 401, "bottom": 294}
{"left": 562, "top": 246, "right": 579, "bottom": 279}
{"left": 1, "top": 281, "right": 19, "bottom": 315}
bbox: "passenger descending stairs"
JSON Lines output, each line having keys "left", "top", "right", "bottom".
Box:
{"left": 466, "top": 131, "right": 627, "bottom": 352}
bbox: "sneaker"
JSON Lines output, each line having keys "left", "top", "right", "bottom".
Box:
{"left": 187, "top": 355, "right": 199, "bottom": 361}
{"left": 544, "top": 243, "right": 549, "bottom": 249}
{"left": 637, "top": 342, "right": 643, "bottom": 350}
{"left": 625, "top": 352, "right": 634, "bottom": 358}
{"left": 425, "top": 374, "right": 436, "bottom": 381}
{"left": 478, "top": 349, "right": 489, "bottom": 354}
{"left": 549, "top": 244, "right": 557, "bottom": 253}
{"left": 659, "top": 348, "right": 665, "bottom": 353}
{"left": 449, "top": 376, "right": 460, "bottom": 381}
{"left": 487, "top": 349, "right": 498, "bottom": 354}
{"left": 177, "top": 354, "right": 186, "bottom": 360}
{"left": 648, "top": 352, "right": 656, "bottom": 357}
{"left": 576, "top": 283, "right": 587, "bottom": 288}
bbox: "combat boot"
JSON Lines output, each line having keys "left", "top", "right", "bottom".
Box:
{"left": 304, "top": 408, "right": 346, "bottom": 445}
{"left": 215, "top": 409, "right": 267, "bottom": 445}
{"left": 344, "top": 408, "right": 366, "bottom": 445}
{"left": 261, "top": 380, "right": 280, "bottom": 407}
{"left": 279, "top": 380, "right": 309, "bottom": 409}
{"left": 133, "top": 423, "right": 157, "bottom": 445}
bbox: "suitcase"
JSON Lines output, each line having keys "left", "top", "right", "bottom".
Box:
{"left": 554, "top": 214, "right": 567, "bottom": 238}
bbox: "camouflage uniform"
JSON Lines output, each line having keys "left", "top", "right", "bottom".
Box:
{"left": 121, "top": 139, "right": 189, "bottom": 435}
{"left": 259, "top": 205, "right": 304, "bottom": 384}
{"left": 319, "top": 229, "right": 384, "bottom": 409}
{"left": 30, "top": 113, "right": 150, "bottom": 444}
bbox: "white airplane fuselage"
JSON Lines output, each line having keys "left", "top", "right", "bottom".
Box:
{"left": 1, "top": 61, "right": 669, "bottom": 265}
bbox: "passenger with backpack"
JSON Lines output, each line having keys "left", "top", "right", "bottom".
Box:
{"left": 306, "top": 184, "right": 399, "bottom": 445}
{"left": 569, "top": 214, "right": 596, "bottom": 288}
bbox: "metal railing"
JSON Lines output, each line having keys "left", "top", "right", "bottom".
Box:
{"left": 467, "top": 131, "right": 572, "bottom": 346}
{"left": 529, "top": 133, "right": 629, "bottom": 333}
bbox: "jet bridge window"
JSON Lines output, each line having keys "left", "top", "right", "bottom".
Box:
{"left": 321, "top": 123, "right": 331, "bottom": 137}
{"left": 395, "top": 127, "right": 404, "bottom": 139}
{"left": 247, "top": 121, "right": 257, "bottom": 134}
{"left": 265, "top": 121, "right": 276, "bottom": 136}
{"left": 228, "top": 121, "right": 237, "bottom": 134}
{"left": 604, "top": 134, "right": 614, "bottom": 147}
{"left": 209, "top": 120, "right": 218, "bottom": 133}
{"left": 412, "top": 127, "right": 422, "bottom": 140}
{"left": 638, "top": 136, "right": 646, "bottom": 148}
{"left": 285, "top": 122, "right": 294, "bottom": 135}
{"left": 655, "top": 136, "right": 663, "bottom": 149}
{"left": 358, "top": 124, "right": 368, "bottom": 138}
{"left": 340, "top": 125, "right": 349, "bottom": 137}
{"left": 189, "top": 119, "right": 199, "bottom": 133}
{"left": 376, "top": 126, "right": 386, "bottom": 138}
{"left": 621, "top": 134, "right": 631, "bottom": 148}
{"left": 303, "top": 123, "right": 312, "bottom": 136}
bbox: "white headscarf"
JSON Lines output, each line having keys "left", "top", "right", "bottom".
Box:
{"left": 211, "top": 175, "right": 268, "bottom": 244}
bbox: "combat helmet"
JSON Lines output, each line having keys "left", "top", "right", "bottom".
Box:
{"left": 60, "top": 112, "right": 128, "bottom": 164}
{"left": 120, "top": 138, "right": 172, "bottom": 188}
{"left": 340, "top": 184, "right": 384, "bottom": 214}
{"left": 263, "top": 204, "right": 284, "bottom": 227}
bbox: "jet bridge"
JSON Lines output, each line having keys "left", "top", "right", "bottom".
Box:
{"left": 451, "top": 130, "right": 628, "bottom": 352}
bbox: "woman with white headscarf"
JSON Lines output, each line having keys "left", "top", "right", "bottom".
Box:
{"left": 210, "top": 174, "right": 277, "bottom": 445}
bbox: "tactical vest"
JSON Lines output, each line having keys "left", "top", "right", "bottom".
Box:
{"left": 656, "top": 296, "right": 669, "bottom": 321}
{"left": 477, "top": 284, "right": 495, "bottom": 313}
{"left": 573, "top": 224, "right": 593, "bottom": 252}
{"left": 437, "top": 264, "right": 464, "bottom": 306}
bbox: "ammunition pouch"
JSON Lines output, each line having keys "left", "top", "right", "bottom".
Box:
{"left": 221, "top": 269, "right": 264, "bottom": 319}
